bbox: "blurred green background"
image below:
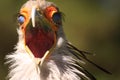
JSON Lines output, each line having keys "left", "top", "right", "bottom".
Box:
{"left": 0, "top": 0, "right": 120, "bottom": 80}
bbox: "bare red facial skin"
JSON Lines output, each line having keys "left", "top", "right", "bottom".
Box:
{"left": 25, "top": 26, "right": 55, "bottom": 58}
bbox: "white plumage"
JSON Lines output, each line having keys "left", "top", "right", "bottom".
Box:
{"left": 6, "top": 29, "right": 87, "bottom": 80}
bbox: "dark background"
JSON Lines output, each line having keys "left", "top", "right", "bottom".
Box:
{"left": 0, "top": 0, "right": 120, "bottom": 80}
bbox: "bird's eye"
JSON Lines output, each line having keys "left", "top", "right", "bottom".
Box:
{"left": 17, "top": 15, "right": 25, "bottom": 25}
{"left": 44, "top": 6, "right": 61, "bottom": 25}
{"left": 52, "top": 12, "right": 61, "bottom": 25}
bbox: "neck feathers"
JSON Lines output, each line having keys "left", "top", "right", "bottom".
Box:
{"left": 6, "top": 29, "right": 85, "bottom": 80}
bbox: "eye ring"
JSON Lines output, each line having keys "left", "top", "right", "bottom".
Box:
{"left": 17, "top": 15, "right": 25, "bottom": 25}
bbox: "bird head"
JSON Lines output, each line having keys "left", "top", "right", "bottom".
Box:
{"left": 17, "top": 0, "right": 64, "bottom": 65}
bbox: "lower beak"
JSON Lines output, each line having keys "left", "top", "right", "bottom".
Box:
{"left": 25, "top": 45, "right": 50, "bottom": 66}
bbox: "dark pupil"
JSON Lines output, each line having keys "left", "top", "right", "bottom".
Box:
{"left": 18, "top": 15, "right": 25, "bottom": 24}
{"left": 52, "top": 12, "right": 61, "bottom": 25}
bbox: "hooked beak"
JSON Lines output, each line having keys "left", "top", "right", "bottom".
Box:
{"left": 20, "top": 7, "right": 57, "bottom": 66}
{"left": 31, "top": 6, "right": 36, "bottom": 27}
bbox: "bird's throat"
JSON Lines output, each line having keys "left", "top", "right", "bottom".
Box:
{"left": 25, "top": 27, "right": 55, "bottom": 58}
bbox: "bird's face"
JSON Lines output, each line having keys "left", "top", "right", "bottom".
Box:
{"left": 17, "top": 0, "right": 62, "bottom": 65}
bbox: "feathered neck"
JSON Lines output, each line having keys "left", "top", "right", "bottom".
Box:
{"left": 6, "top": 28, "right": 83, "bottom": 80}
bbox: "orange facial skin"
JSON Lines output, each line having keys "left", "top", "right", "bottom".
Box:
{"left": 19, "top": 8, "right": 31, "bottom": 31}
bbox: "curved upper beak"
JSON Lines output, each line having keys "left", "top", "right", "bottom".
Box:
{"left": 31, "top": 6, "right": 36, "bottom": 27}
